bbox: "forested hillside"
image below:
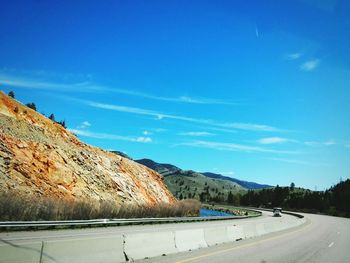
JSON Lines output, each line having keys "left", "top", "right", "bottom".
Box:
{"left": 241, "top": 180, "right": 350, "bottom": 217}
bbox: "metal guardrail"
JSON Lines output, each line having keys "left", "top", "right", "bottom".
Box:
{"left": 247, "top": 207, "right": 305, "bottom": 218}
{"left": 0, "top": 214, "right": 262, "bottom": 230}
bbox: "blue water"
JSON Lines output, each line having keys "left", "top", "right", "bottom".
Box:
{"left": 200, "top": 208, "right": 233, "bottom": 217}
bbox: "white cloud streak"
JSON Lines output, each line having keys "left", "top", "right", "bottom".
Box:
{"left": 180, "top": 140, "right": 297, "bottom": 154}
{"left": 268, "top": 157, "right": 329, "bottom": 167}
{"left": 85, "top": 100, "right": 283, "bottom": 132}
{"left": 258, "top": 137, "right": 295, "bottom": 144}
{"left": 286, "top": 53, "right": 302, "bottom": 60}
{"left": 215, "top": 171, "right": 235, "bottom": 176}
{"left": 0, "top": 72, "right": 237, "bottom": 105}
{"left": 178, "top": 131, "right": 215, "bottom": 137}
{"left": 300, "top": 59, "right": 320, "bottom": 71}
{"left": 304, "top": 139, "right": 336, "bottom": 146}
{"left": 77, "top": 121, "right": 91, "bottom": 129}
{"left": 0, "top": 73, "right": 95, "bottom": 92}
{"left": 223, "top": 122, "right": 279, "bottom": 132}
{"left": 68, "top": 129, "right": 152, "bottom": 143}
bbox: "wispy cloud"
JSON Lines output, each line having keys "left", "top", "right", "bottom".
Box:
{"left": 143, "top": 130, "right": 152, "bottom": 135}
{"left": 223, "top": 123, "right": 280, "bottom": 132}
{"left": 268, "top": 157, "right": 329, "bottom": 167}
{"left": 180, "top": 140, "right": 297, "bottom": 154}
{"left": 77, "top": 121, "right": 91, "bottom": 129}
{"left": 286, "top": 52, "right": 302, "bottom": 60}
{"left": 68, "top": 129, "right": 152, "bottom": 143}
{"left": 323, "top": 140, "right": 336, "bottom": 146}
{"left": 0, "top": 73, "right": 95, "bottom": 92}
{"left": 135, "top": 137, "right": 152, "bottom": 143}
{"left": 178, "top": 131, "right": 215, "bottom": 137}
{"left": 212, "top": 169, "right": 235, "bottom": 176}
{"left": 0, "top": 72, "right": 237, "bottom": 105}
{"left": 300, "top": 59, "right": 320, "bottom": 71}
{"left": 85, "top": 100, "right": 283, "bottom": 132}
{"left": 258, "top": 137, "right": 295, "bottom": 144}
{"left": 305, "top": 139, "right": 336, "bottom": 146}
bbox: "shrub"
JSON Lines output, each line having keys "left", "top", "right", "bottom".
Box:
{"left": 0, "top": 191, "right": 201, "bottom": 221}
{"left": 8, "top": 91, "right": 15, "bottom": 98}
{"left": 25, "top": 102, "right": 37, "bottom": 111}
{"left": 57, "top": 120, "right": 66, "bottom": 128}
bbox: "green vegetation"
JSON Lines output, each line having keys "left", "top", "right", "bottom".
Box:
{"left": 0, "top": 191, "right": 201, "bottom": 221}
{"left": 8, "top": 91, "right": 15, "bottom": 98}
{"left": 25, "top": 102, "right": 37, "bottom": 111}
{"left": 240, "top": 180, "right": 350, "bottom": 218}
{"left": 136, "top": 159, "right": 246, "bottom": 203}
{"left": 164, "top": 171, "right": 245, "bottom": 203}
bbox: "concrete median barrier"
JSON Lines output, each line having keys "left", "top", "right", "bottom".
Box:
{"left": 175, "top": 229, "right": 207, "bottom": 252}
{"left": 0, "top": 241, "right": 42, "bottom": 263}
{"left": 264, "top": 222, "right": 277, "bottom": 233}
{"left": 42, "top": 236, "right": 124, "bottom": 263}
{"left": 256, "top": 223, "right": 267, "bottom": 236}
{"left": 124, "top": 231, "right": 178, "bottom": 261}
{"left": 204, "top": 226, "right": 230, "bottom": 246}
{"left": 243, "top": 223, "right": 258, "bottom": 239}
{"left": 227, "top": 225, "right": 244, "bottom": 241}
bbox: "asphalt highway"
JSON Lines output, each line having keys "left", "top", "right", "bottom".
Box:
{"left": 141, "top": 213, "right": 350, "bottom": 263}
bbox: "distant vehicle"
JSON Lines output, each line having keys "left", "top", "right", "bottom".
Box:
{"left": 273, "top": 207, "right": 282, "bottom": 217}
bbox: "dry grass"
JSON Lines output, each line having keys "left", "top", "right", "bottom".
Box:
{"left": 0, "top": 191, "right": 200, "bottom": 221}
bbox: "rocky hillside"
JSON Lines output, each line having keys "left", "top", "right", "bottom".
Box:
{"left": 0, "top": 91, "right": 175, "bottom": 206}
{"left": 136, "top": 158, "right": 246, "bottom": 202}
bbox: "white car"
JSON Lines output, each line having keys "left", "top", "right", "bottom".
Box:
{"left": 273, "top": 207, "right": 282, "bottom": 217}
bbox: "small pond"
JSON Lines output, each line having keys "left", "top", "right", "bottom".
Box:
{"left": 200, "top": 208, "right": 233, "bottom": 217}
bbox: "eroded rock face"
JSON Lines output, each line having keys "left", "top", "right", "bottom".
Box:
{"left": 0, "top": 92, "right": 175, "bottom": 205}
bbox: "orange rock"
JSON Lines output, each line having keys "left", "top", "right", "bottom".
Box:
{"left": 0, "top": 91, "right": 176, "bottom": 206}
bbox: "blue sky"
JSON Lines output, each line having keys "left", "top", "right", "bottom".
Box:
{"left": 1, "top": 0, "right": 349, "bottom": 190}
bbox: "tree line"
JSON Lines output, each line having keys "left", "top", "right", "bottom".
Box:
{"left": 240, "top": 180, "right": 350, "bottom": 217}
{"left": 177, "top": 179, "right": 350, "bottom": 218}
{"left": 8, "top": 91, "right": 67, "bottom": 128}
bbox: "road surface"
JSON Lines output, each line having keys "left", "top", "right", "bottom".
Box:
{"left": 139, "top": 213, "right": 350, "bottom": 263}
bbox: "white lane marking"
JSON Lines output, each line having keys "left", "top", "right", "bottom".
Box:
{"left": 328, "top": 242, "right": 334, "bottom": 248}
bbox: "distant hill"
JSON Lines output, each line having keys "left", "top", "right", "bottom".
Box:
{"left": 136, "top": 159, "right": 246, "bottom": 202}
{"left": 110, "top": 150, "right": 133, "bottom": 160}
{"left": 136, "top": 158, "right": 180, "bottom": 176}
{"left": 202, "top": 172, "right": 272, "bottom": 190}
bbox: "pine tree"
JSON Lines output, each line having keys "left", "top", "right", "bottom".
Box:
{"left": 49, "top": 114, "right": 55, "bottom": 121}
{"left": 290, "top": 182, "right": 295, "bottom": 191}
{"left": 8, "top": 91, "right": 15, "bottom": 98}
{"left": 26, "top": 102, "right": 37, "bottom": 111}
{"left": 227, "top": 191, "right": 234, "bottom": 204}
